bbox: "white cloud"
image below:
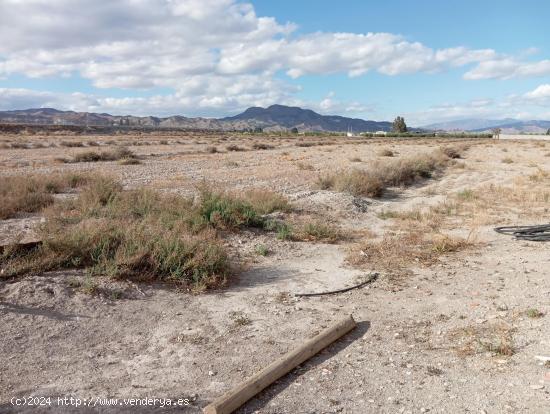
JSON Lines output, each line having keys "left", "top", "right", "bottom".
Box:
{"left": 407, "top": 83, "right": 550, "bottom": 124}
{"left": 464, "top": 58, "right": 550, "bottom": 80}
{"left": 0, "top": 0, "right": 549, "bottom": 116}
{"left": 524, "top": 84, "right": 550, "bottom": 103}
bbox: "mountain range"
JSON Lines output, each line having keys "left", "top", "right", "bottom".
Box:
{"left": 0, "top": 105, "right": 392, "bottom": 133}
{"left": 422, "top": 118, "right": 550, "bottom": 134}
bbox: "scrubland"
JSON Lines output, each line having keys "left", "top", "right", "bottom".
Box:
{"left": 0, "top": 131, "right": 548, "bottom": 413}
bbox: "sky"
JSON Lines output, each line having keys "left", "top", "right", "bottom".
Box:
{"left": 0, "top": 0, "right": 549, "bottom": 125}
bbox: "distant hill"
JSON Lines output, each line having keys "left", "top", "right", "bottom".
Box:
{"left": 0, "top": 105, "right": 393, "bottom": 133}
{"left": 423, "top": 118, "right": 550, "bottom": 134}
{"left": 222, "top": 104, "right": 392, "bottom": 132}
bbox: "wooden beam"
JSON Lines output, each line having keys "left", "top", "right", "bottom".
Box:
{"left": 203, "top": 315, "right": 356, "bottom": 414}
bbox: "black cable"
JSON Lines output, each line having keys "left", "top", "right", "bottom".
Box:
{"left": 294, "top": 273, "right": 378, "bottom": 297}
{"left": 494, "top": 224, "right": 550, "bottom": 241}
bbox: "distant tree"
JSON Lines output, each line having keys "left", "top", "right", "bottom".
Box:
{"left": 492, "top": 127, "right": 502, "bottom": 139}
{"left": 392, "top": 116, "right": 407, "bottom": 133}
{"left": 546, "top": 128, "right": 550, "bottom": 135}
{"left": 253, "top": 127, "right": 263, "bottom": 133}
{"left": 290, "top": 127, "right": 299, "bottom": 134}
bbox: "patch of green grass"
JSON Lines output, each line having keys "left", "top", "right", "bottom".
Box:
{"left": 275, "top": 223, "right": 292, "bottom": 240}
{"left": 525, "top": 308, "right": 544, "bottom": 318}
{"left": 456, "top": 189, "right": 477, "bottom": 201}
{"left": 377, "top": 210, "right": 400, "bottom": 220}
{"left": 296, "top": 221, "right": 342, "bottom": 243}
{"left": 255, "top": 244, "right": 269, "bottom": 256}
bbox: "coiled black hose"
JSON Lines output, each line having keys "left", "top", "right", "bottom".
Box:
{"left": 494, "top": 224, "right": 550, "bottom": 241}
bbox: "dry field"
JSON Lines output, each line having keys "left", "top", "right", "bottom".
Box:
{"left": 1, "top": 132, "right": 549, "bottom": 413}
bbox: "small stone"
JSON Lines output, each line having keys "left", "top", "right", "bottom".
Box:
{"left": 208, "top": 370, "right": 216, "bottom": 376}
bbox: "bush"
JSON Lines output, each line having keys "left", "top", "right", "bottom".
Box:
{"left": 60, "top": 141, "right": 84, "bottom": 147}
{"left": 70, "top": 147, "right": 137, "bottom": 163}
{"left": 296, "top": 221, "right": 342, "bottom": 243}
{"left": 252, "top": 143, "right": 274, "bottom": 150}
{"left": 226, "top": 144, "right": 245, "bottom": 152}
{"left": 197, "top": 188, "right": 262, "bottom": 229}
{"left": 318, "top": 147, "right": 462, "bottom": 198}
{"left": 1, "top": 179, "right": 230, "bottom": 289}
{"left": 0, "top": 173, "right": 89, "bottom": 219}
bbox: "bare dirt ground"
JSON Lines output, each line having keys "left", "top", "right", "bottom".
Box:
{"left": 1, "top": 132, "right": 549, "bottom": 413}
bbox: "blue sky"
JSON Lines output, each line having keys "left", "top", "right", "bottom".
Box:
{"left": 0, "top": 0, "right": 549, "bottom": 125}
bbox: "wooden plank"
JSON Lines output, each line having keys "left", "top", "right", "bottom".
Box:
{"left": 203, "top": 315, "right": 356, "bottom": 414}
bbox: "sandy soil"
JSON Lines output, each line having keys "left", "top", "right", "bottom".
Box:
{"left": 1, "top": 133, "right": 549, "bottom": 413}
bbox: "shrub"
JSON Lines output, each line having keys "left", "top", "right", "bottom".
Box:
{"left": 60, "top": 141, "right": 84, "bottom": 147}
{"left": 70, "top": 147, "right": 137, "bottom": 163}
{"left": 296, "top": 221, "right": 342, "bottom": 243}
{"left": 1, "top": 179, "right": 230, "bottom": 289}
{"left": 252, "top": 143, "right": 274, "bottom": 150}
{"left": 441, "top": 146, "right": 461, "bottom": 159}
{"left": 226, "top": 144, "right": 245, "bottom": 152}
{"left": 378, "top": 148, "right": 394, "bottom": 157}
{"left": 206, "top": 146, "right": 218, "bottom": 153}
{"left": 197, "top": 188, "right": 262, "bottom": 229}
{"left": 118, "top": 158, "right": 141, "bottom": 165}
{"left": 243, "top": 189, "right": 291, "bottom": 215}
{"left": 0, "top": 173, "right": 89, "bottom": 219}
{"left": 319, "top": 147, "right": 461, "bottom": 198}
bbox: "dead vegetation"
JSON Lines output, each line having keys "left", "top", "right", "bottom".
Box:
{"left": 63, "top": 147, "right": 139, "bottom": 163}
{"left": 318, "top": 146, "right": 465, "bottom": 197}
{"left": 0, "top": 172, "right": 89, "bottom": 219}
{"left": 449, "top": 323, "right": 515, "bottom": 357}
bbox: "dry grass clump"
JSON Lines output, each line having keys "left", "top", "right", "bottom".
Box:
{"left": 9, "top": 142, "right": 30, "bottom": 149}
{"left": 242, "top": 189, "right": 291, "bottom": 215}
{"left": 296, "top": 161, "right": 315, "bottom": 171}
{"left": 294, "top": 221, "right": 343, "bottom": 243}
{"left": 252, "top": 143, "right": 274, "bottom": 150}
{"left": 350, "top": 230, "right": 474, "bottom": 272}
{"left": 0, "top": 172, "right": 89, "bottom": 219}
{"left": 318, "top": 147, "right": 461, "bottom": 198}
{"left": 118, "top": 157, "right": 141, "bottom": 165}
{"left": 60, "top": 140, "right": 84, "bottom": 147}
{"left": 206, "top": 146, "right": 218, "bottom": 153}
{"left": 449, "top": 323, "right": 515, "bottom": 357}
{"left": 70, "top": 147, "right": 138, "bottom": 163}
{"left": 226, "top": 144, "right": 245, "bottom": 152}
{"left": 378, "top": 148, "right": 394, "bottom": 157}
{"left": 441, "top": 146, "right": 462, "bottom": 159}
{"left": 502, "top": 157, "right": 514, "bottom": 164}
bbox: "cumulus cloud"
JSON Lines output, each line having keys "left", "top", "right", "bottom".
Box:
{"left": 523, "top": 84, "right": 550, "bottom": 103}
{"left": 0, "top": 0, "right": 510, "bottom": 86}
{"left": 464, "top": 58, "right": 550, "bottom": 80}
{"left": 0, "top": 0, "right": 548, "bottom": 116}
